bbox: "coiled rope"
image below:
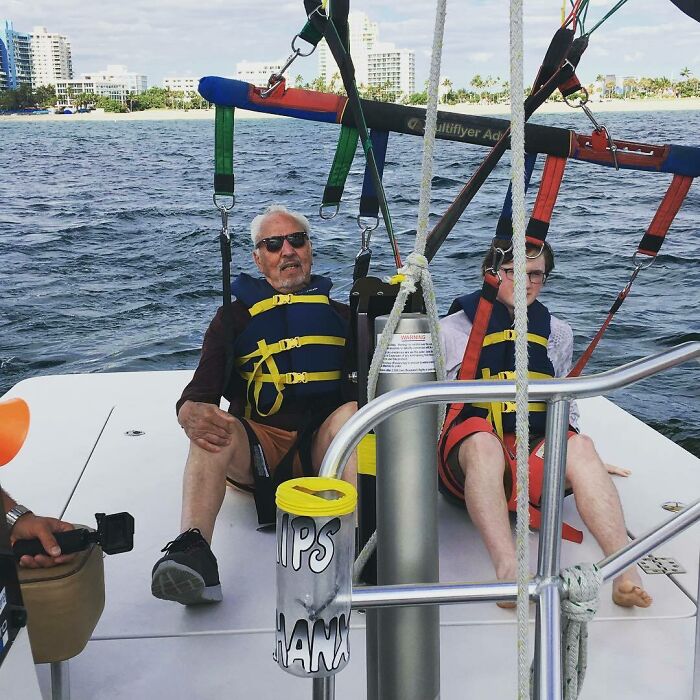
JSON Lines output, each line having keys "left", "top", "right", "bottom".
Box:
{"left": 560, "top": 563, "right": 602, "bottom": 698}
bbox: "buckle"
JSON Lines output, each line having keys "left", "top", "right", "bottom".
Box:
{"left": 283, "top": 372, "right": 308, "bottom": 384}
{"left": 273, "top": 294, "right": 294, "bottom": 306}
{"left": 503, "top": 329, "right": 516, "bottom": 341}
{"left": 279, "top": 337, "right": 301, "bottom": 351}
{"left": 498, "top": 371, "right": 515, "bottom": 380}
{"left": 501, "top": 402, "right": 516, "bottom": 413}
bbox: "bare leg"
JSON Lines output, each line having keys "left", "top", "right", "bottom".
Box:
{"left": 311, "top": 401, "right": 358, "bottom": 487}
{"left": 180, "top": 420, "right": 252, "bottom": 544}
{"left": 458, "top": 432, "right": 516, "bottom": 607}
{"left": 566, "top": 434, "right": 652, "bottom": 608}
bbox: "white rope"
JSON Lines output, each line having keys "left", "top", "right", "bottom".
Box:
{"left": 354, "top": 0, "right": 447, "bottom": 582}
{"left": 366, "top": 0, "right": 447, "bottom": 428}
{"left": 509, "top": 0, "right": 529, "bottom": 694}
{"left": 560, "top": 563, "right": 602, "bottom": 698}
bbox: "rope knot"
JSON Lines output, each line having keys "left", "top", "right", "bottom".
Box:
{"left": 561, "top": 563, "right": 602, "bottom": 623}
{"left": 398, "top": 252, "right": 430, "bottom": 293}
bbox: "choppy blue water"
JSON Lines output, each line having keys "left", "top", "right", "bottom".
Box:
{"left": 1, "top": 109, "right": 698, "bottom": 455}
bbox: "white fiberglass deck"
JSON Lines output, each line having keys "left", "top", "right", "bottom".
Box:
{"left": 1, "top": 370, "right": 698, "bottom": 699}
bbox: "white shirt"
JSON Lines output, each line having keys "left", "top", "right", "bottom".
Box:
{"left": 439, "top": 309, "right": 580, "bottom": 429}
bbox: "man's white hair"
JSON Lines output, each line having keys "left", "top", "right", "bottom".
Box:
{"left": 250, "top": 204, "right": 311, "bottom": 247}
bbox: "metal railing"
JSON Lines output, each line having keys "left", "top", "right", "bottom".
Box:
{"left": 314, "top": 341, "right": 700, "bottom": 699}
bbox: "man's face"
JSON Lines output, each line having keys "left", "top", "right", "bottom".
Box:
{"left": 252, "top": 212, "right": 313, "bottom": 292}
{"left": 495, "top": 254, "right": 547, "bottom": 312}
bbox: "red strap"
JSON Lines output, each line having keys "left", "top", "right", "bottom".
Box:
{"left": 570, "top": 174, "right": 693, "bottom": 377}
{"left": 440, "top": 273, "right": 501, "bottom": 445}
{"left": 638, "top": 174, "right": 693, "bottom": 256}
{"left": 526, "top": 155, "right": 567, "bottom": 245}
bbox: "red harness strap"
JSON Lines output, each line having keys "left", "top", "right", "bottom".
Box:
{"left": 525, "top": 155, "right": 567, "bottom": 246}
{"left": 438, "top": 418, "right": 583, "bottom": 543}
{"left": 569, "top": 174, "right": 694, "bottom": 377}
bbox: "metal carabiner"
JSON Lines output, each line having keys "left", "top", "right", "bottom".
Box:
{"left": 213, "top": 193, "right": 235, "bottom": 213}
{"left": 486, "top": 239, "right": 513, "bottom": 278}
{"left": 260, "top": 49, "right": 300, "bottom": 98}
{"left": 357, "top": 214, "right": 379, "bottom": 233}
{"left": 526, "top": 242, "right": 546, "bottom": 259}
{"left": 632, "top": 251, "right": 656, "bottom": 271}
{"left": 291, "top": 33, "right": 317, "bottom": 58}
{"left": 319, "top": 202, "right": 340, "bottom": 220}
{"left": 578, "top": 103, "right": 619, "bottom": 171}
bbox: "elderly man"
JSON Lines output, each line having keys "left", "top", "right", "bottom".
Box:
{"left": 439, "top": 241, "right": 652, "bottom": 609}
{"left": 152, "top": 204, "right": 356, "bottom": 605}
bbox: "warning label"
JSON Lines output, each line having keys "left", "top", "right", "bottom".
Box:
{"left": 378, "top": 332, "right": 436, "bottom": 374}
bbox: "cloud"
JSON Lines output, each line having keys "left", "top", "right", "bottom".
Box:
{"left": 466, "top": 52, "right": 494, "bottom": 63}
{"left": 5, "top": 0, "right": 699, "bottom": 87}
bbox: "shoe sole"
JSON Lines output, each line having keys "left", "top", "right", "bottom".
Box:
{"left": 151, "top": 561, "right": 222, "bottom": 605}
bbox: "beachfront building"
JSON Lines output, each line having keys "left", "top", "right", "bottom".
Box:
{"left": 318, "top": 11, "right": 378, "bottom": 87}
{"left": 234, "top": 60, "right": 284, "bottom": 87}
{"left": 317, "top": 11, "right": 415, "bottom": 100}
{"left": 55, "top": 65, "right": 147, "bottom": 106}
{"left": 30, "top": 26, "right": 73, "bottom": 87}
{"left": 0, "top": 21, "right": 33, "bottom": 90}
{"left": 162, "top": 76, "right": 200, "bottom": 93}
{"left": 368, "top": 44, "right": 415, "bottom": 99}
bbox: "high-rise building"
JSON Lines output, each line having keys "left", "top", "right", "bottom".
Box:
{"left": 0, "top": 21, "right": 33, "bottom": 90}
{"left": 30, "top": 26, "right": 73, "bottom": 87}
{"left": 368, "top": 45, "right": 415, "bottom": 99}
{"left": 317, "top": 11, "right": 415, "bottom": 99}
{"left": 318, "top": 11, "right": 378, "bottom": 86}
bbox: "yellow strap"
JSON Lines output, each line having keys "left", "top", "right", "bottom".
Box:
{"left": 239, "top": 370, "right": 342, "bottom": 385}
{"left": 247, "top": 294, "right": 330, "bottom": 318}
{"left": 482, "top": 330, "right": 548, "bottom": 348}
{"left": 235, "top": 335, "right": 345, "bottom": 366}
{"left": 494, "top": 370, "right": 552, "bottom": 381}
{"left": 357, "top": 433, "right": 376, "bottom": 476}
{"left": 474, "top": 401, "right": 548, "bottom": 414}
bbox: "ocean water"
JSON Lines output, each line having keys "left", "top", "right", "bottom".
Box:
{"left": 1, "top": 109, "right": 698, "bottom": 455}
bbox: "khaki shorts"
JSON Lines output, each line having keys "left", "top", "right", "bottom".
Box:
{"left": 226, "top": 419, "right": 305, "bottom": 492}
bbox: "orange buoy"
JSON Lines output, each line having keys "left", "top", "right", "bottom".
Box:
{"left": 0, "top": 398, "right": 30, "bottom": 466}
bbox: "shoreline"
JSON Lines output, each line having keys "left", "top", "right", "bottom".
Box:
{"left": 2, "top": 97, "right": 699, "bottom": 123}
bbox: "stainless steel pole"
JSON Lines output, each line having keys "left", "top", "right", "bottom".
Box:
{"left": 533, "top": 399, "right": 570, "bottom": 700}
{"left": 374, "top": 314, "right": 440, "bottom": 700}
{"left": 50, "top": 660, "right": 70, "bottom": 700}
{"left": 312, "top": 676, "right": 334, "bottom": 700}
{"left": 693, "top": 550, "right": 700, "bottom": 700}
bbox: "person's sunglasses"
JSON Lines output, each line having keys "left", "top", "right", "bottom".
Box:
{"left": 255, "top": 231, "right": 309, "bottom": 253}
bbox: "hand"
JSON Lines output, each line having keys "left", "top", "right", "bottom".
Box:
{"left": 605, "top": 462, "right": 631, "bottom": 477}
{"left": 10, "top": 514, "right": 76, "bottom": 569}
{"left": 178, "top": 400, "right": 237, "bottom": 453}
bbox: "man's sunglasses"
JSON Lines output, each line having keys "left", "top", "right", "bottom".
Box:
{"left": 255, "top": 231, "right": 309, "bottom": 253}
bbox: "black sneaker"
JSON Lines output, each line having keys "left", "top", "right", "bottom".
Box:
{"left": 151, "top": 529, "right": 222, "bottom": 605}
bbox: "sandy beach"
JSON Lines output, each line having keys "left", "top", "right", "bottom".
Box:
{"left": 2, "top": 97, "right": 700, "bottom": 123}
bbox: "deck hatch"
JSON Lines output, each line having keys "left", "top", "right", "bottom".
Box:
{"left": 638, "top": 554, "right": 686, "bottom": 575}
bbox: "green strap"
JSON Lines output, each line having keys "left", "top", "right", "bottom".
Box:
{"left": 214, "top": 106, "right": 235, "bottom": 197}
{"left": 322, "top": 125, "right": 359, "bottom": 208}
{"left": 298, "top": 20, "right": 323, "bottom": 47}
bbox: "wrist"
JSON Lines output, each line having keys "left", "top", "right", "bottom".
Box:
{"left": 6, "top": 504, "right": 33, "bottom": 533}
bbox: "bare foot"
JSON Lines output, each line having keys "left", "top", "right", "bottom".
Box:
{"left": 496, "top": 599, "right": 517, "bottom": 609}
{"left": 613, "top": 575, "right": 653, "bottom": 608}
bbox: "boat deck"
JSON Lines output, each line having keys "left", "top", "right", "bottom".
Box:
{"left": 2, "top": 371, "right": 698, "bottom": 699}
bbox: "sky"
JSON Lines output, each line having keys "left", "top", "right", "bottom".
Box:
{"left": 5, "top": 0, "right": 700, "bottom": 88}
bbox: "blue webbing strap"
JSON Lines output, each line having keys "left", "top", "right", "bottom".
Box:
{"left": 359, "top": 130, "right": 390, "bottom": 220}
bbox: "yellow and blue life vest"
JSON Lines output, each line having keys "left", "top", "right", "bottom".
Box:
{"left": 231, "top": 273, "right": 347, "bottom": 419}
{"left": 451, "top": 291, "right": 555, "bottom": 437}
